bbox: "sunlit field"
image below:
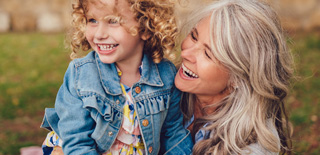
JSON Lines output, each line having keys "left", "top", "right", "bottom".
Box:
{"left": 0, "top": 32, "right": 319, "bottom": 154}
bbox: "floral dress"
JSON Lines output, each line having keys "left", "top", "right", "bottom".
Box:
{"left": 42, "top": 65, "right": 145, "bottom": 155}
{"left": 104, "top": 65, "right": 145, "bottom": 155}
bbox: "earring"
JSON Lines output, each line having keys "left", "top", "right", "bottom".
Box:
{"left": 231, "top": 83, "right": 238, "bottom": 90}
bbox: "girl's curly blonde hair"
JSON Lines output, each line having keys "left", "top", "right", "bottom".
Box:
{"left": 69, "top": 0, "right": 177, "bottom": 63}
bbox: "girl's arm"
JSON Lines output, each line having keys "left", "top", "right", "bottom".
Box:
{"left": 51, "top": 146, "right": 64, "bottom": 155}
{"left": 55, "top": 62, "right": 99, "bottom": 155}
{"left": 159, "top": 86, "right": 193, "bottom": 155}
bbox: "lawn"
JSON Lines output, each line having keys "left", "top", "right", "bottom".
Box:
{"left": 287, "top": 33, "right": 320, "bottom": 154}
{"left": 0, "top": 33, "right": 70, "bottom": 154}
{"left": 0, "top": 32, "right": 319, "bottom": 154}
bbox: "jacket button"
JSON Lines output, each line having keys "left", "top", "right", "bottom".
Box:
{"left": 135, "top": 87, "right": 141, "bottom": 94}
{"left": 108, "top": 131, "right": 113, "bottom": 136}
{"left": 116, "top": 100, "right": 120, "bottom": 104}
{"left": 148, "top": 146, "right": 153, "bottom": 153}
{"left": 142, "top": 119, "right": 149, "bottom": 127}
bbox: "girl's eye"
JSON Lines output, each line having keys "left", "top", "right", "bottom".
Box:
{"left": 88, "top": 18, "right": 98, "bottom": 24}
{"left": 108, "top": 18, "right": 119, "bottom": 24}
{"left": 107, "top": 17, "right": 121, "bottom": 25}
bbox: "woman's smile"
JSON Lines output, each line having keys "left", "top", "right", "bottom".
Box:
{"left": 180, "top": 63, "right": 199, "bottom": 79}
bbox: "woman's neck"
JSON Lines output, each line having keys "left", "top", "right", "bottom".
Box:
{"left": 188, "top": 95, "right": 220, "bottom": 132}
{"left": 193, "top": 87, "right": 231, "bottom": 118}
{"left": 193, "top": 96, "right": 218, "bottom": 118}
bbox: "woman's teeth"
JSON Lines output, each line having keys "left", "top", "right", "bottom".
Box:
{"left": 98, "top": 44, "right": 118, "bottom": 50}
{"left": 182, "top": 63, "right": 199, "bottom": 78}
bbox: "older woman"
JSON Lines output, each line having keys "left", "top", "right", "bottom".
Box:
{"left": 175, "top": 0, "right": 293, "bottom": 154}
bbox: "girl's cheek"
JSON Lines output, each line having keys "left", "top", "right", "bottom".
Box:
{"left": 85, "top": 29, "right": 93, "bottom": 39}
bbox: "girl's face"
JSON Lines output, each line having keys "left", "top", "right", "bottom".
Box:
{"left": 175, "top": 16, "right": 230, "bottom": 99}
{"left": 85, "top": 0, "right": 146, "bottom": 66}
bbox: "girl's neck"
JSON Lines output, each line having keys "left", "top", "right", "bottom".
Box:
{"left": 116, "top": 60, "right": 142, "bottom": 87}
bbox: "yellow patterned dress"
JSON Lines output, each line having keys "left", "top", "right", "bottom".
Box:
{"left": 103, "top": 66, "right": 145, "bottom": 154}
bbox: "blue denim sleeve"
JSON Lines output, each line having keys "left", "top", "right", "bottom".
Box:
{"left": 159, "top": 85, "right": 193, "bottom": 155}
{"left": 55, "top": 61, "right": 99, "bottom": 155}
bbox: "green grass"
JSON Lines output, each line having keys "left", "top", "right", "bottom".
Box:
{"left": 0, "top": 33, "right": 70, "bottom": 154}
{"left": 0, "top": 32, "right": 319, "bottom": 154}
{"left": 287, "top": 33, "right": 320, "bottom": 155}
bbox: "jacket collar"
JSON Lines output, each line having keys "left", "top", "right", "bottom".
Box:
{"left": 95, "top": 52, "right": 163, "bottom": 96}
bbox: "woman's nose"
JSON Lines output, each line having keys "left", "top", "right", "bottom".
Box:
{"left": 94, "top": 24, "right": 109, "bottom": 40}
{"left": 181, "top": 44, "right": 197, "bottom": 63}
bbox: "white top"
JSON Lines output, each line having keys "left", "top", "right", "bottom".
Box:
{"left": 185, "top": 117, "right": 280, "bottom": 155}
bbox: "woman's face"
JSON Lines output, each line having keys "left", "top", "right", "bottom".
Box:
{"left": 175, "top": 16, "right": 230, "bottom": 99}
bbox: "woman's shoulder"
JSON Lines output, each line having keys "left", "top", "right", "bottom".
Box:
{"left": 244, "top": 142, "right": 279, "bottom": 155}
{"left": 243, "top": 119, "right": 280, "bottom": 155}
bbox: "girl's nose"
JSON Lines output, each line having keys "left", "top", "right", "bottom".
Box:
{"left": 94, "top": 24, "right": 109, "bottom": 40}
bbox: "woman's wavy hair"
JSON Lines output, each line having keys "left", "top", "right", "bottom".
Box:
{"left": 69, "top": 0, "right": 177, "bottom": 63}
{"left": 179, "top": 0, "right": 293, "bottom": 154}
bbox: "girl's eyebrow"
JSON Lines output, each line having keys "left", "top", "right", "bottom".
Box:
{"left": 86, "top": 13, "right": 94, "bottom": 18}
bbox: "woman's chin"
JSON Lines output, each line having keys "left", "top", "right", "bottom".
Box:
{"left": 175, "top": 74, "right": 192, "bottom": 93}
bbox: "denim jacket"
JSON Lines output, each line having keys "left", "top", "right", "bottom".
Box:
{"left": 41, "top": 51, "right": 193, "bottom": 155}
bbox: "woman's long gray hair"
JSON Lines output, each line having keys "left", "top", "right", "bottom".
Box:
{"left": 179, "top": 0, "right": 293, "bottom": 154}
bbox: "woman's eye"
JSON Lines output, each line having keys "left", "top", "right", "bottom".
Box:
{"left": 88, "top": 18, "right": 98, "bottom": 24}
{"left": 205, "top": 50, "right": 212, "bottom": 59}
{"left": 190, "top": 30, "right": 197, "bottom": 41}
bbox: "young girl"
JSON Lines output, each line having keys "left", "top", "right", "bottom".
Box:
{"left": 41, "top": 0, "right": 193, "bottom": 154}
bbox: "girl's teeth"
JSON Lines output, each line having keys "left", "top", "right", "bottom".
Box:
{"left": 98, "top": 44, "right": 116, "bottom": 50}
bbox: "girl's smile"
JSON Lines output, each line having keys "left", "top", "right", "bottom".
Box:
{"left": 96, "top": 43, "right": 119, "bottom": 55}
{"left": 97, "top": 44, "right": 118, "bottom": 51}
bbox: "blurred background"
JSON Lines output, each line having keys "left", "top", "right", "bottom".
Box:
{"left": 0, "top": 0, "right": 319, "bottom": 154}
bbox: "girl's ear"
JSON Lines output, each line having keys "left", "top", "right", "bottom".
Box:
{"left": 141, "top": 33, "right": 151, "bottom": 40}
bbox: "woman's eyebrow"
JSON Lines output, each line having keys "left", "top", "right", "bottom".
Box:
{"left": 195, "top": 28, "right": 212, "bottom": 52}
{"left": 193, "top": 28, "right": 199, "bottom": 37}
{"left": 204, "top": 43, "right": 212, "bottom": 52}
{"left": 194, "top": 27, "right": 212, "bottom": 51}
